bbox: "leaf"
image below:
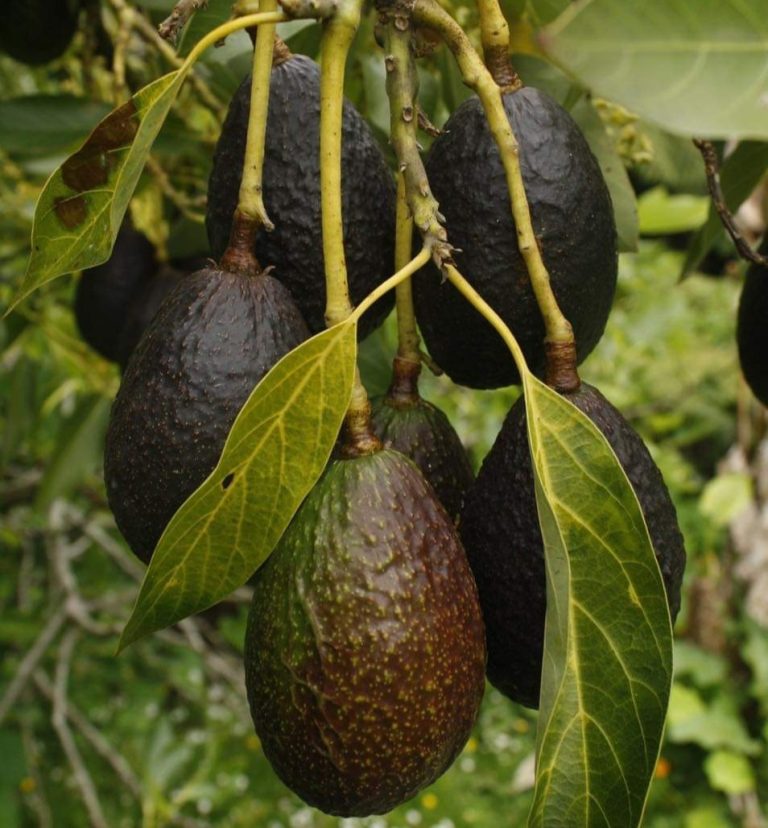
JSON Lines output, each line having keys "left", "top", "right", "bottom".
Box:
{"left": 681, "top": 141, "right": 768, "bottom": 277}
{"left": 637, "top": 186, "right": 710, "bottom": 235}
{"left": 704, "top": 751, "right": 756, "bottom": 795}
{"left": 540, "top": 0, "right": 768, "bottom": 139}
{"left": 0, "top": 96, "right": 111, "bottom": 157}
{"left": 524, "top": 374, "right": 673, "bottom": 828}
{"left": 118, "top": 322, "right": 357, "bottom": 651}
{"left": 35, "top": 395, "right": 111, "bottom": 510}
{"left": 8, "top": 70, "right": 185, "bottom": 314}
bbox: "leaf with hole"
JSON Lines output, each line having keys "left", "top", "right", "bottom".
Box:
{"left": 118, "top": 322, "right": 357, "bottom": 651}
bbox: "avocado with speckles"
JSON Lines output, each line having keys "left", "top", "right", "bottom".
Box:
{"left": 104, "top": 265, "right": 310, "bottom": 563}
{"left": 206, "top": 53, "right": 395, "bottom": 338}
{"left": 245, "top": 449, "right": 486, "bottom": 816}
{"left": 74, "top": 222, "right": 157, "bottom": 362}
{"left": 370, "top": 362, "right": 474, "bottom": 519}
{"left": 737, "top": 237, "right": 768, "bottom": 406}
{"left": 460, "top": 382, "right": 686, "bottom": 708}
{"left": 415, "top": 86, "right": 618, "bottom": 388}
{"left": 0, "top": 0, "right": 80, "bottom": 65}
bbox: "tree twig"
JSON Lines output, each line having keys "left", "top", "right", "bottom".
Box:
{"left": 694, "top": 139, "right": 768, "bottom": 269}
{"left": 0, "top": 606, "right": 67, "bottom": 726}
{"left": 52, "top": 630, "right": 109, "bottom": 828}
{"left": 158, "top": 0, "right": 208, "bottom": 44}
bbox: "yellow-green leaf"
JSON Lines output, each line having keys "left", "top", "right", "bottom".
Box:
{"left": 118, "top": 322, "right": 357, "bottom": 651}
{"left": 8, "top": 70, "right": 184, "bottom": 313}
{"left": 524, "top": 374, "right": 673, "bottom": 828}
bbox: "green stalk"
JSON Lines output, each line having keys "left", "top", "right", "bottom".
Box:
{"left": 220, "top": 3, "right": 279, "bottom": 273}
{"left": 475, "top": 0, "right": 521, "bottom": 89}
{"left": 411, "top": 0, "right": 573, "bottom": 352}
{"left": 318, "top": 0, "right": 379, "bottom": 454}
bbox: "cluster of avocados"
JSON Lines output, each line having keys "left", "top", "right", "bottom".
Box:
{"left": 737, "top": 237, "right": 768, "bottom": 406}
{"left": 91, "top": 32, "right": 688, "bottom": 819}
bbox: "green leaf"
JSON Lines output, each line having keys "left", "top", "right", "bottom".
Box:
{"left": 704, "top": 751, "right": 755, "bottom": 795}
{"left": 524, "top": 374, "right": 673, "bottom": 828}
{"left": 682, "top": 141, "right": 768, "bottom": 277}
{"left": 35, "top": 395, "right": 110, "bottom": 510}
{"left": 8, "top": 70, "right": 185, "bottom": 314}
{"left": 118, "top": 322, "right": 357, "bottom": 651}
{"left": 541, "top": 0, "right": 768, "bottom": 139}
{"left": 637, "top": 187, "right": 710, "bottom": 235}
{"left": 0, "top": 96, "right": 112, "bottom": 157}
{"left": 698, "top": 472, "right": 753, "bottom": 527}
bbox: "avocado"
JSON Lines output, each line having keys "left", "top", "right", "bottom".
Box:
{"left": 206, "top": 54, "right": 395, "bottom": 338}
{"left": 0, "top": 0, "right": 80, "bottom": 65}
{"left": 737, "top": 237, "right": 768, "bottom": 406}
{"left": 74, "top": 222, "right": 157, "bottom": 362}
{"left": 370, "top": 361, "right": 474, "bottom": 519}
{"left": 104, "top": 266, "right": 310, "bottom": 563}
{"left": 244, "top": 449, "right": 486, "bottom": 816}
{"left": 460, "top": 382, "right": 686, "bottom": 708}
{"left": 116, "top": 264, "right": 185, "bottom": 368}
{"left": 414, "top": 87, "right": 618, "bottom": 388}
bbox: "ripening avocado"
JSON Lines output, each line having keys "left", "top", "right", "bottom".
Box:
{"left": 206, "top": 53, "right": 395, "bottom": 338}
{"left": 460, "top": 382, "right": 686, "bottom": 708}
{"left": 370, "top": 365, "right": 474, "bottom": 519}
{"left": 74, "top": 223, "right": 157, "bottom": 362}
{"left": 244, "top": 449, "right": 486, "bottom": 817}
{"left": 415, "top": 87, "right": 618, "bottom": 388}
{"left": 737, "top": 237, "right": 768, "bottom": 406}
{"left": 104, "top": 266, "right": 310, "bottom": 563}
{"left": 0, "top": 0, "right": 80, "bottom": 65}
{"left": 115, "top": 264, "right": 185, "bottom": 368}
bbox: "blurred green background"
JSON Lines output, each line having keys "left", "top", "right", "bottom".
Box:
{"left": 2, "top": 1, "right": 767, "bottom": 826}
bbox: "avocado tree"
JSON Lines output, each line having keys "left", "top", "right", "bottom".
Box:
{"left": 1, "top": 0, "right": 767, "bottom": 825}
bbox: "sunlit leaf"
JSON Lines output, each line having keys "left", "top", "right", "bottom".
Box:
{"left": 118, "top": 322, "right": 357, "bottom": 651}
{"left": 524, "top": 374, "right": 673, "bottom": 828}
{"left": 9, "top": 71, "right": 185, "bottom": 314}
{"left": 541, "top": 0, "right": 768, "bottom": 139}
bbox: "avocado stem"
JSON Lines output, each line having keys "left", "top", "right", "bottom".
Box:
{"left": 235, "top": 0, "right": 278, "bottom": 232}
{"left": 318, "top": 0, "right": 380, "bottom": 446}
{"left": 219, "top": 210, "right": 260, "bottom": 275}
{"left": 475, "top": 0, "right": 522, "bottom": 91}
{"left": 410, "top": 0, "right": 575, "bottom": 353}
{"left": 393, "top": 173, "right": 422, "bottom": 367}
{"left": 387, "top": 356, "right": 422, "bottom": 405}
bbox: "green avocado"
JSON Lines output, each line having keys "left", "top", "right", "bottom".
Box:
{"left": 74, "top": 223, "right": 157, "bottom": 363}
{"left": 460, "top": 382, "right": 686, "bottom": 708}
{"left": 737, "top": 237, "right": 768, "bottom": 406}
{"left": 104, "top": 266, "right": 310, "bottom": 563}
{"left": 415, "top": 86, "right": 618, "bottom": 388}
{"left": 206, "top": 54, "right": 395, "bottom": 339}
{"left": 245, "top": 449, "right": 486, "bottom": 816}
{"left": 115, "top": 264, "right": 185, "bottom": 369}
{"left": 0, "top": 0, "right": 80, "bottom": 65}
{"left": 370, "top": 390, "right": 474, "bottom": 520}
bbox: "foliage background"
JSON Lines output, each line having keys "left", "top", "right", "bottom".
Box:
{"left": 1, "top": 0, "right": 767, "bottom": 825}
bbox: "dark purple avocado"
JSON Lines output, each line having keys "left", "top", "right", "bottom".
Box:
{"left": 737, "top": 236, "right": 768, "bottom": 406}
{"left": 415, "top": 86, "right": 618, "bottom": 388}
{"left": 104, "top": 267, "right": 310, "bottom": 563}
{"left": 206, "top": 54, "right": 395, "bottom": 339}
{"left": 460, "top": 382, "right": 686, "bottom": 708}
{"left": 245, "top": 449, "right": 486, "bottom": 816}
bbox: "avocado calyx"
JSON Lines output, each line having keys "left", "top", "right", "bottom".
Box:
{"left": 219, "top": 209, "right": 264, "bottom": 277}
{"left": 384, "top": 356, "right": 422, "bottom": 408}
{"left": 544, "top": 339, "right": 581, "bottom": 393}
{"left": 340, "top": 399, "right": 383, "bottom": 459}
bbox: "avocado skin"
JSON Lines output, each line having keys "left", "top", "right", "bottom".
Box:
{"left": 0, "top": 0, "right": 80, "bottom": 65}
{"left": 460, "top": 382, "right": 686, "bottom": 708}
{"left": 415, "top": 87, "right": 618, "bottom": 388}
{"left": 737, "top": 237, "right": 768, "bottom": 406}
{"left": 206, "top": 55, "right": 395, "bottom": 338}
{"left": 245, "top": 450, "right": 486, "bottom": 816}
{"left": 370, "top": 396, "right": 474, "bottom": 519}
{"left": 104, "top": 267, "right": 310, "bottom": 563}
{"left": 74, "top": 224, "right": 157, "bottom": 362}
{"left": 116, "top": 265, "right": 185, "bottom": 369}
